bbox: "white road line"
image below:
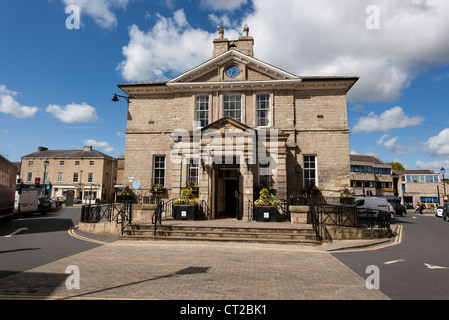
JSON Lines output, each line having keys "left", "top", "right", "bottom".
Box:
{"left": 4, "top": 227, "right": 28, "bottom": 238}
{"left": 424, "top": 263, "right": 448, "bottom": 270}
{"left": 384, "top": 259, "right": 405, "bottom": 265}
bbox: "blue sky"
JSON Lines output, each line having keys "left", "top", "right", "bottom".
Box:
{"left": 1, "top": 0, "right": 449, "bottom": 173}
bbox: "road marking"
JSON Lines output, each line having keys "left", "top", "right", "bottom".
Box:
{"left": 424, "top": 263, "right": 448, "bottom": 270}
{"left": 68, "top": 226, "right": 108, "bottom": 245}
{"left": 384, "top": 259, "right": 405, "bottom": 265}
{"left": 4, "top": 227, "right": 28, "bottom": 238}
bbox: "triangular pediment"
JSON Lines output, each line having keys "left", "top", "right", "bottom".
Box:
{"left": 201, "top": 117, "right": 253, "bottom": 134}
{"left": 168, "top": 50, "right": 300, "bottom": 85}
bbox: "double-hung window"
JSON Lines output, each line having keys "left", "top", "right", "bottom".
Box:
{"left": 304, "top": 156, "right": 317, "bottom": 187}
{"left": 153, "top": 156, "right": 166, "bottom": 186}
{"left": 188, "top": 160, "right": 199, "bottom": 186}
{"left": 57, "top": 172, "right": 63, "bottom": 183}
{"left": 195, "top": 95, "right": 209, "bottom": 128}
{"left": 223, "top": 94, "right": 242, "bottom": 122}
{"left": 256, "top": 93, "right": 271, "bottom": 127}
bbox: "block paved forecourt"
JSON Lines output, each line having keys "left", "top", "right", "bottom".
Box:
{"left": 0, "top": 239, "right": 389, "bottom": 300}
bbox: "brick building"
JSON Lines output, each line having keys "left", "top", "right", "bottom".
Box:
{"left": 117, "top": 27, "right": 358, "bottom": 219}
{"left": 20, "top": 146, "right": 117, "bottom": 202}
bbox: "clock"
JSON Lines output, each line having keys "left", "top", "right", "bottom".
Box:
{"left": 226, "top": 65, "right": 240, "bottom": 78}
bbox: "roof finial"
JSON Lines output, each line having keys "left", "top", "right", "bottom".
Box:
{"left": 243, "top": 24, "right": 249, "bottom": 37}
{"left": 218, "top": 26, "right": 224, "bottom": 39}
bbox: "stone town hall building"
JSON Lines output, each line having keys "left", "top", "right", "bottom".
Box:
{"left": 117, "top": 26, "right": 358, "bottom": 220}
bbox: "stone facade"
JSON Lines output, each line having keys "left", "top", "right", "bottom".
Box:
{"left": 395, "top": 170, "right": 443, "bottom": 207}
{"left": 118, "top": 27, "right": 358, "bottom": 220}
{"left": 349, "top": 155, "right": 395, "bottom": 198}
{"left": 20, "top": 146, "right": 117, "bottom": 202}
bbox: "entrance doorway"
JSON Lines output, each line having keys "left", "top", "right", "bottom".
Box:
{"left": 214, "top": 167, "right": 241, "bottom": 219}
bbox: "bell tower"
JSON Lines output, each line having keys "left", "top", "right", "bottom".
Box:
{"left": 213, "top": 25, "right": 254, "bottom": 58}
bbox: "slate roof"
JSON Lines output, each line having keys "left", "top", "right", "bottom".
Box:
{"left": 22, "top": 149, "right": 114, "bottom": 160}
{"left": 349, "top": 154, "right": 385, "bottom": 165}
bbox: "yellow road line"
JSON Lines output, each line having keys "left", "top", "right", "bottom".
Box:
{"left": 68, "top": 226, "right": 109, "bottom": 245}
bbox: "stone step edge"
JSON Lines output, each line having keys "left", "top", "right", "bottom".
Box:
{"left": 120, "top": 235, "right": 321, "bottom": 245}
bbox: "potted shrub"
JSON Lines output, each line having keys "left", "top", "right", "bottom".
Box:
{"left": 172, "top": 188, "right": 198, "bottom": 220}
{"left": 186, "top": 177, "right": 198, "bottom": 193}
{"left": 150, "top": 181, "right": 166, "bottom": 194}
{"left": 253, "top": 188, "right": 280, "bottom": 222}
{"left": 340, "top": 187, "right": 355, "bottom": 205}
{"left": 118, "top": 185, "right": 134, "bottom": 202}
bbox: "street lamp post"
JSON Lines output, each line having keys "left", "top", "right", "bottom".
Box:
{"left": 442, "top": 167, "right": 447, "bottom": 203}
{"left": 79, "top": 170, "right": 83, "bottom": 202}
{"left": 43, "top": 160, "right": 49, "bottom": 196}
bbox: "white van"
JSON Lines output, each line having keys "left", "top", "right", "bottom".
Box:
{"left": 14, "top": 190, "right": 39, "bottom": 216}
{"left": 355, "top": 197, "right": 395, "bottom": 219}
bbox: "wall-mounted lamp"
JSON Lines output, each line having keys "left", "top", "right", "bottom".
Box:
{"left": 201, "top": 156, "right": 207, "bottom": 170}
{"left": 245, "top": 157, "right": 251, "bottom": 171}
{"left": 111, "top": 93, "right": 130, "bottom": 103}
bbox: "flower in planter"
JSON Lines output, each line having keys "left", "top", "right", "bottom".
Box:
{"left": 174, "top": 187, "right": 198, "bottom": 205}
{"left": 254, "top": 188, "right": 280, "bottom": 206}
{"left": 304, "top": 185, "right": 321, "bottom": 195}
{"left": 150, "top": 183, "right": 166, "bottom": 192}
{"left": 120, "top": 185, "right": 134, "bottom": 196}
{"left": 186, "top": 177, "right": 198, "bottom": 189}
{"left": 340, "top": 187, "right": 355, "bottom": 198}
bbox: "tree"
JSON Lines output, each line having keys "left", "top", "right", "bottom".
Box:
{"left": 388, "top": 162, "right": 405, "bottom": 171}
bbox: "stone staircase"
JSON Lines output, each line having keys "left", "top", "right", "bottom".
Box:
{"left": 121, "top": 220, "right": 321, "bottom": 246}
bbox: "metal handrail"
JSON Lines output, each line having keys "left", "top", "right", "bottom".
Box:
{"left": 153, "top": 201, "right": 164, "bottom": 236}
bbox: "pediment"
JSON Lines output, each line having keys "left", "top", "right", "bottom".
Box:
{"left": 168, "top": 50, "right": 300, "bottom": 85}
{"left": 201, "top": 117, "right": 253, "bottom": 134}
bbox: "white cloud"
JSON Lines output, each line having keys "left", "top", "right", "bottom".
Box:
{"left": 118, "top": 1, "right": 449, "bottom": 103}
{"left": 46, "top": 102, "right": 100, "bottom": 123}
{"left": 244, "top": 0, "right": 449, "bottom": 102}
{"left": 416, "top": 160, "right": 449, "bottom": 172}
{"left": 118, "top": 9, "right": 229, "bottom": 82}
{"left": 0, "top": 85, "right": 38, "bottom": 118}
{"left": 377, "top": 134, "right": 418, "bottom": 155}
{"left": 62, "top": 0, "right": 129, "bottom": 29}
{"left": 200, "top": 0, "right": 248, "bottom": 11}
{"left": 423, "top": 128, "right": 449, "bottom": 157}
{"left": 208, "top": 14, "right": 233, "bottom": 28}
{"left": 81, "top": 139, "right": 114, "bottom": 153}
{"left": 352, "top": 106, "right": 425, "bottom": 134}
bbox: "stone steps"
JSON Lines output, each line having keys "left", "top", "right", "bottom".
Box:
{"left": 121, "top": 221, "right": 321, "bottom": 245}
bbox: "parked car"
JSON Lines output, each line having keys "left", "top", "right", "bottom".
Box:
{"left": 355, "top": 197, "right": 395, "bottom": 219}
{"left": 442, "top": 203, "right": 449, "bottom": 221}
{"left": 37, "top": 198, "right": 53, "bottom": 214}
{"left": 435, "top": 205, "right": 444, "bottom": 218}
{"left": 392, "top": 203, "right": 407, "bottom": 216}
{"left": 405, "top": 202, "right": 414, "bottom": 209}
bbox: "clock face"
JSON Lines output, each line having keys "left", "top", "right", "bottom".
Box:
{"left": 226, "top": 65, "right": 240, "bottom": 78}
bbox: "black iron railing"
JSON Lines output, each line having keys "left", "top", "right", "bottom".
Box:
{"left": 81, "top": 201, "right": 133, "bottom": 236}
{"left": 152, "top": 200, "right": 164, "bottom": 236}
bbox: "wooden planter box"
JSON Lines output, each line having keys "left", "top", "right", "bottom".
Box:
{"left": 254, "top": 206, "right": 279, "bottom": 222}
{"left": 173, "top": 204, "right": 198, "bottom": 220}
